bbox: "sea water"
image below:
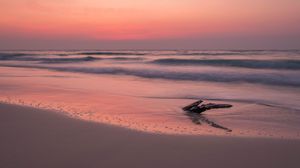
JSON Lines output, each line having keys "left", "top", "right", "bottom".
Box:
{"left": 0, "top": 50, "right": 299, "bottom": 139}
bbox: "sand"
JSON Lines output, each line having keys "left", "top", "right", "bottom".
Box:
{"left": 0, "top": 103, "right": 299, "bottom": 168}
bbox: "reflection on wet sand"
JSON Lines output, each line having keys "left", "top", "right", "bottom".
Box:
{"left": 185, "top": 112, "right": 232, "bottom": 132}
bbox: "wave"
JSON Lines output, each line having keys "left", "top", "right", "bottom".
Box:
{"left": 0, "top": 54, "right": 143, "bottom": 63}
{"left": 39, "top": 56, "right": 98, "bottom": 64}
{"left": 174, "top": 50, "right": 300, "bottom": 56}
{"left": 1, "top": 64, "right": 299, "bottom": 87}
{"left": 40, "top": 56, "right": 143, "bottom": 63}
{"left": 0, "top": 54, "right": 99, "bottom": 63}
{"left": 46, "top": 56, "right": 143, "bottom": 62}
{"left": 151, "top": 59, "right": 300, "bottom": 70}
{"left": 0, "top": 53, "right": 31, "bottom": 60}
{"left": 103, "top": 57, "right": 144, "bottom": 61}
{"left": 78, "top": 51, "right": 145, "bottom": 56}
{"left": 176, "top": 51, "right": 264, "bottom": 56}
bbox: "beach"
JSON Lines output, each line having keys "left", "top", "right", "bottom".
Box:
{"left": 1, "top": 50, "right": 300, "bottom": 167}
{"left": 1, "top": 0, "right": 300, "bottom": 167}
{"left": 1, "top": 103, "right": 300, "bottom": 168}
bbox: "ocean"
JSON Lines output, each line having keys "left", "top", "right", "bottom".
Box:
{"left": 0, "top": 50, "right": 300, "bottom": 138}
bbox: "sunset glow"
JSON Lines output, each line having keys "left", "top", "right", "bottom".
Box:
{"left": 0, "top": 0, "right": 299, "bottom": 49}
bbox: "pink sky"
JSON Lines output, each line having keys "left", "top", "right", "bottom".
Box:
{"left": 0, "top": 0, "right": 299, "bottom": 49}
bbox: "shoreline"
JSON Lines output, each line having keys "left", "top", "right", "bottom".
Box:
{"left": 1, "top": 103, "right": 300, "bottom": 168}
{"left": 1, "top": 99, "right": 299, "bottom": 140}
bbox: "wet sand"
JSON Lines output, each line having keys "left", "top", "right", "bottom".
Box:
{"left": 0, "top": 103, "right": 300, "bottom": 168}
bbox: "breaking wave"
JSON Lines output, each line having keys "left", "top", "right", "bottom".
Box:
{"left": 1, "top": 64, "right": 299, "bottom": 87}
{"left": 168, "top": 50, "right": 300, "bottom": 56}
{"left": 78, "top": 51, "right": 145, "bottom": 55}
{"left": 151, "top": 59, "right": 300, "bottom": 70}
{"left": 0, "top": 53, "right": 143, "bottom": 63}
{"left": 39, "top": 56, "right": 98, "bottom": 64}
{"left": 0, "top": 53, "right": 31, "bottom": 60}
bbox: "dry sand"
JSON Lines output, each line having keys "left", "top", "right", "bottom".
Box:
{"left": 1, "top": 103, "right": 299, "bottom": 168}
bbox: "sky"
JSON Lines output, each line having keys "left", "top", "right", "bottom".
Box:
{"left": 0, "top": 0, "right": 299, "bottom": 50}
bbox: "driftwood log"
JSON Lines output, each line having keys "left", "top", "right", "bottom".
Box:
{"left": 183, "top": 100, "right": 233, "bottom": 132}
{"left": 182, "top": 100, "right": 232, "bottom": 114}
